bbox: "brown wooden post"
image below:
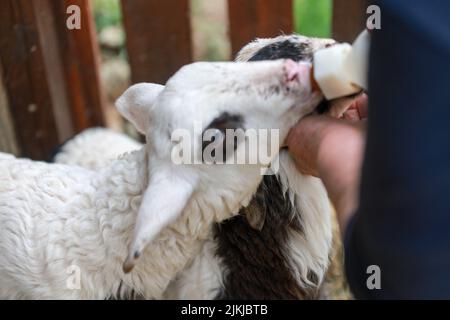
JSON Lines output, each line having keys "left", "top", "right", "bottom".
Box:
{"left": 0, "top": 0, "right": 61, "bottom": 160}
{"left": 227, "top": 0, "right": 294, "bottom": 58}
{"left": 50, "top": 0, "right": 107, "bottom": 132}
{"left": 0, "top": 63, "right": 19, "bottom": 156}
{"left": 332, "top": 0, "right": 367, "bottom": 43}
{"left": 0, "top": 0, "right": 107, "bottom": 160}
{"left": 121, "top": 0, "right": 193, "bottom": 84}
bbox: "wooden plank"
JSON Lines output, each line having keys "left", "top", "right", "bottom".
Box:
{"left": 0, "top": 0, "right": 60, "bottom": 160}
{"left": 0, "top": 0, "right": 106, "bottom": 159}
{"left": 0, "top": 62, "right": 20, "bottom": 156}
{"left": 50, "top": 0, "right": 107, "bottom": 131}
{"left": 121, "top": 0, "right": 193, "bottom": 84}
{"left": 228, "top": 0, "right": 294, "bottom": 58}
{"left": 332, "top": 0, "right": 366, "bottom": 43}
{"left": 32, "top": 0, "right": 74, "bottom": 142}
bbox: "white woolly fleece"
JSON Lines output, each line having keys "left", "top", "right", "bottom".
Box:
{"left": 0, "top": 148, "right": 252, "bottom": 299}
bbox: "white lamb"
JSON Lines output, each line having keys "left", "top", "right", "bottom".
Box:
{"left": 53, "top": 34, "right": 342, "bottom": 299}
{"left": 165, "top": 34, "right": 339, "bottom": 299}
{"left": 0, "top": 59, "right": 325, "bottom": 299}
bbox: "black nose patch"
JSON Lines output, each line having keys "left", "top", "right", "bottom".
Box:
{"left": 248, "top": 40, "right": 312, "bottom": 62}
{"left": 202, "top": 112, "right": 244, "bottom": 163}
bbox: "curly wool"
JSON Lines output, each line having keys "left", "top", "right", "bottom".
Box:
{"left": 54, "top": 130, "right": 332, "bottom": 300}
{"left": 0, "top": 148, "right": 230, "bottom": 299}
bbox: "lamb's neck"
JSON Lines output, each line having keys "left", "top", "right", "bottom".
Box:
{"left": 88, "top": 148, "right": 257, "bottom": 299}
{"left": 88, "top": 147, "right": 206, "bottom": 299}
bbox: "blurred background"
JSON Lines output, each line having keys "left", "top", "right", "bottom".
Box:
{"left": 0, "top": 0, "right": 366, "bottom": 160}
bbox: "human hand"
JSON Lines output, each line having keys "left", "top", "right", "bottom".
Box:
{"left": 328, "top": 92, "right": 368, "bottom": 121}
{"left": 285, "top": 93, "right": 368, "bottom": 231}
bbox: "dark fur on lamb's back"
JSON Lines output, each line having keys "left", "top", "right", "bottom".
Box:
{"left": 214, "top": 174, "right": 318, "bottom": 299}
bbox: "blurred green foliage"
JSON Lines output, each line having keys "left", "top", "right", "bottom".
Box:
{"left": 93, "top": 0, "right": 122, "bottom": 32}
{"left": 93, "top": 0, "right": 332, "bottom": 37}
{"left": 293, "top": 0, "right": 332, "bottom": 38}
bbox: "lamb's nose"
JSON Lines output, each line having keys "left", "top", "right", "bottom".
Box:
{"left": 284, "top": 59, "right": 301, "bottom": 82}
{"left": 283, "top": 59, "right": 313, "bottom": 91}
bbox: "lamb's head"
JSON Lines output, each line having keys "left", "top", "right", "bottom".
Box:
{"left": 236, "top": 34, "right": 360, "bottom": 117}
{"left": 116, "top": 59, "right": 323, "bottom": 272}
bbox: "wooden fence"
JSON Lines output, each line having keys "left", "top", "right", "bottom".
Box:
{"left": 0, "top": 0, "right": 367, "bottom": 160}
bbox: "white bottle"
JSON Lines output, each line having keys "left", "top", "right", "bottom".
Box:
{"left": 313, "top": 30, "right": 370, "bottom": 100}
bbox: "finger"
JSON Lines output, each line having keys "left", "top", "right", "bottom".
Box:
{"left": 343, "top": 108, "right": 361, "bottom": 121}
{"left": 354, "top": 93, "right": 369, "bottom": 119}
{"left": 342, "top": 93, "right": 369, "bottom": 120}
{"left": 327, "top": 96, "right": 355, "bottom": 118}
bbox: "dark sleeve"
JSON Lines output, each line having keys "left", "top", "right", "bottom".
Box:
{"left": 345, "top": 0, "right": 450, "bottom": 299}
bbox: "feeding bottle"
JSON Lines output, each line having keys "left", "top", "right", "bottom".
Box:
{"left": 312, "top": 30, "right": 370, "bottom": 100}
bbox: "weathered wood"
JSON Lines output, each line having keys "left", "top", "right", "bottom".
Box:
{"left": 121, "top": 0, "right": 193, "bottom": 84}
{"left": 33, "top": 0, "right": 74, "bottom": 142}
{"left": 0, "top": 62, "right": 19, "bottom": 156}
{"left": 0, "top": 0, "right": 60, "bottom": 160}
{"left": 50, "top": 0, "right": 107, "bottom": 131}
{"left": 332, "top": 0, "right": 367, "bottom": 43}
{"left": 228, "top": 0, "right": 294, "bottom": 58}
{"left": 0, "top": 0, "right": 107, "bottom": 159}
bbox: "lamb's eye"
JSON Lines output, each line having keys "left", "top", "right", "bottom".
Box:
{"left": 201, "top": 112, "right": 244, "bottom": 163}
{"left": 204, "top": 112, "right": 244, "bottom": 134}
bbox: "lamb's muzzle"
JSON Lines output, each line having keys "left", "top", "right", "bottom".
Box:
{"left": 284, "top": 59, "right": 312, "bottom": 90}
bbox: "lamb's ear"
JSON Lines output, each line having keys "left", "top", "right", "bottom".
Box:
{"left": 123, "top": 167, "right": 197, "bottom": 273}
{"left": 116, "top": 83, "right": 165, "bottom": 134}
